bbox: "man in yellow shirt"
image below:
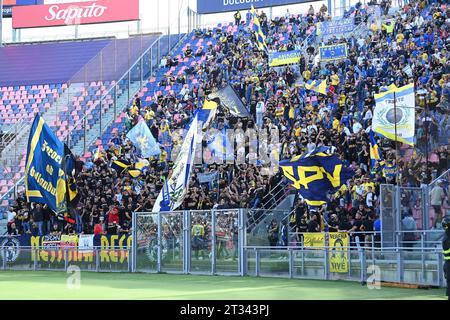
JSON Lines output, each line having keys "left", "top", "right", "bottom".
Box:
{"left": 331, "top": 72, "right": 340, "bottom": 86}
{"left": 302, "top": 70, "right": 311, "bottom": 82}
{"left": 144, "top": 108, "right": 155, "bottom": 127}
{"left": 129, "top": 103, "right": 139, "bottom": 117}
{"left": 382, "top": 21, "right": 395, "bottom": 35}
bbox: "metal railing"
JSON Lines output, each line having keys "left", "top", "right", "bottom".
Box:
{"left": 286, "top": 231, "right": 445, "bottom": 249}
{"left": 244, "top": 245, "right": 445, "bottom": 287}
{"left": 1, "top": 209, "right": 447, "bottom": 288}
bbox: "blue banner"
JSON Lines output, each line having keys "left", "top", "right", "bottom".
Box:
{"left": 316, "top": 18, "right": 354, "bottom": 36}
{"left": 126, "top": 120, "right": 161, "bottom": 158}
{"left": 268, "top": 50, "right": 301, "bottom": 67}
{"left": 319, "top": 43, "right": 348, "bottom": 61}
{"left": 279, "top": 146, "right": 354, "bottom": 207}
{"left": 207, "top": 129, "right": 235, "bottom": 162}
{"left": 196, "top": 0, "right": 314, "bottom": 14}
{"left": 25, "top": 115, "right": 66, "bottom": 213}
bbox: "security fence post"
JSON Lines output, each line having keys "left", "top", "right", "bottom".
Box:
{"left": 33, "top": 248, "right": 38, "bottom": 271}
{"left": 239, "top": 208, "right": 246, "bottom": 276}
{"left": 347, "top": 242, "right": 352, "bottom": 278}
{"left": 95, "top": 247, "right": 100, "bottom": 272}
{"left": 157, "top": 211, "right": 162, "bottom": 273}
{"left": 301, "top": 246, "right": 305, "bottom": 277}
{"left": 396, "top": 248, "right": 403, "bottom": 283}
{"left": 255, "top": 249, "right": 260, "bottom": 277}
{"left": 421, "top": 233, "right": 426, "bottom": 283}
{"left": 128, "top": 248, "right": 131, "bottom": 273}
{"left": 211, "top": 210, "right": 216, "bottom": 276}
{"left": 184, "top": 210, "right": 191, "bottom": 274}
{"left": 422, "top": 185, "right": 430, "bottom": 231}
{"left": 437, "top": 251, "right": 444, "bottom": 287}
{"left": 2, "top": 247, "right": 5, "bottom": 270}
{"left": 288, "top": 248, "right": 293, "bottom": 279}
{"left": 324, "top": 233, "right": 330, "bottom": 281}
{"left": 132, "top": 212, "right": 137, "bottom": 273}
{"left": 64, "top": 249, "right": 68, "bottom": 271}
{"left": 360, "top": 247, "right": 366, "bottom": 283}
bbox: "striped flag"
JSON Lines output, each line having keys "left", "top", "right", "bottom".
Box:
{"left": 251, "top": 5, "right": 268, "bottom": 53}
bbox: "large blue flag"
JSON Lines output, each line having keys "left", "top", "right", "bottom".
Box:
{"left": 279, "top": 146, "right": 354, "bottom": 206}
{"left": 126, "top": 120, "right": 160, "bottom": 158}
{"left": 207, "top": 129, "right": 234, "bottom": 162}
{"left": 25, "top": 115, "right": 67, "bottom": 213}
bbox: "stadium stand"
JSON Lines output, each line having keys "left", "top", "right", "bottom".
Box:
{"left": 0, "top": 34, "right": 171, "bottom": 231}
{"left": 1, "top": 0, "right": 449, "bottom": 246}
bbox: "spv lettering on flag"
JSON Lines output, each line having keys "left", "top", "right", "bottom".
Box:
{"left": 279, "top": 146, "right": 354, "bottom": 206}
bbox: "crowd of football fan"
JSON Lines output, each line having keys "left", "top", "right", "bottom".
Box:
{"left": 5, "top": 0, "right": 450, "bottom": 248}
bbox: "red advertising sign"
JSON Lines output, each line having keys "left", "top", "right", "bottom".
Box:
{"left": 12, "top": 0, "right": 140, "bottom": 29}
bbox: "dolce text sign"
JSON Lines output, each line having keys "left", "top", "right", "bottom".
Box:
{"left": 12, "top": 0, "right": 140, "bottom": 29}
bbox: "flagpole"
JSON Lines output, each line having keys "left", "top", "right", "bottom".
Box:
{"left": 393, "top": 91, "right": 400, "bottom": 186}
{"left": 216, "top": 171, "right": 220, "bottom": 203}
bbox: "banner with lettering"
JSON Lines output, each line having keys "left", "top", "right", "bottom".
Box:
{"left": 316, "top": 18, "right": 355, "bottom": 36}
{"left": 0, "top": 234, "right": 132, "bottom": 265}
{"left": 79, "top": 234, "right": 95, "bottom": 254}
{"left": 25, "top": 114, "right": 66, "bottom": 213}
{"left": 196, "top": 0, "right": 313, "bottom": 14}
{"left": 328, "top": 232, "right": 349, "bottom": 273}
{"left": 268, "top": 50, "right": 301, "bottom": 67}
{"left": 319, "top": 43, "right": 348, "bottom": 61}
{"left": 303, "top": 233, "right": 325, "bottom": 248}
{"left": 60, "top": 234, "right": 78, "bottom": 248}
{"left": 13, "top": 0, "right": 139, "bottom": 29}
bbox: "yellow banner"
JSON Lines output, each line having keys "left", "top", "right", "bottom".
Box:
{"left": 303, "top": 233, "right": 325, "bottom": 248}
{"left": 328, "top": 232, "right": 349, "bottom": 273}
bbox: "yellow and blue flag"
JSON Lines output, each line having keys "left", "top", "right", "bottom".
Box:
{"left": 208, "top": 129, "right": 234, "bottom": 162}
{"left": 305, "top": 79, "right": 327, "bottom": 95}
{"left": 25, "top": 115, "right": 67, "bottom": 213}
{"left": 251, "top": 5, "right": 268, "bottom": 53}
{"left": 111, "top": 159, "right": 131, "bottom": 175}
{"left": 126, "top": 120, "right": 161, "bottom": 158}
{"left": 128, "top": 161, "right": 149, "bottom": 178}
{"left": 279, "top": 146, "right": 354, "bottom": 206}
{"left": 369, "top": 130, "right": 385, "bottom": 168}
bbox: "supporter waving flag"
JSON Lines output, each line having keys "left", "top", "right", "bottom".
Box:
{"left": 126, "top": 120, "right": 161, "bottom": 158}
{"left": 250, "top": 5, "right": 268, "bottom": 53}
{"left": 279, "top": 146, "right": 354, "bottom": 206}
{"left": 305, "top": 79, "right": 327, "bottom": 95}
{"left": 369, "top": 130, "right": 385, "bottom": 168}
{"left": 25, "top": 115, "right": 67, "bottom": 214}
